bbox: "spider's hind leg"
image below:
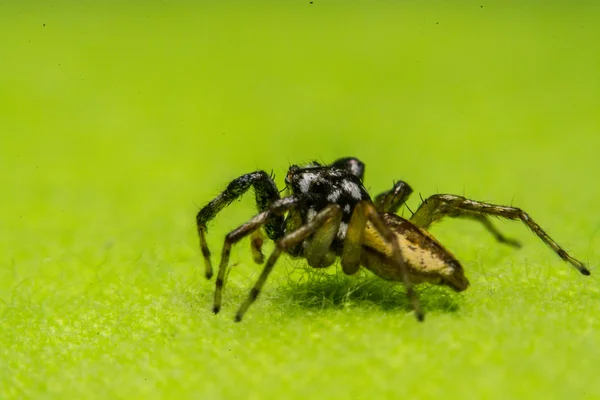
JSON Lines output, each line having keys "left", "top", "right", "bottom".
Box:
{"left": 374, "top": 181, "right": 520, "bottom": 248}
{"left": 341, "top": 200, "right": 424, "bottom": 321}
{"left": 410, "top": 194, "right": 590, "bottom": 275}
{"left": 462, "top": 214, "right": 522, "bottom": 248}
{"left": 196, "top": 171, "right": 283, "bottom": 279}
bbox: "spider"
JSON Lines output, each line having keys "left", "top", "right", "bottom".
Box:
{"left": 196, "top": 157, "right": 591, "bottom": 322}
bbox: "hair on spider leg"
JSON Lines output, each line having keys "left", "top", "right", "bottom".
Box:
{"left": 195, "top": 157, "right": 592, "bottom": 322}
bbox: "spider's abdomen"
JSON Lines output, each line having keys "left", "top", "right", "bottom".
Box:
{"left": 361, "top": 213, "right": 470, "bottom": 292}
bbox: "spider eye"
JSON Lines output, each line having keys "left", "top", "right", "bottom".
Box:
{"left": 286, "top": 165, "right": 300, "bottom": 185}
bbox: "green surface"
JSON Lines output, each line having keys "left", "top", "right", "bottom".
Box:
{"left": 1, "top": 1, "right": 600, "bottom": 398}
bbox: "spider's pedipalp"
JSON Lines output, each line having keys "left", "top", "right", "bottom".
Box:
{"left": 304, "top": 206, "right": 343, "bottom": 268}
{"left": 250, "top": 229, "right": 265, "bottom": 264}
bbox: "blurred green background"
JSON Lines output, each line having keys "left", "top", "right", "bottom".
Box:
{"left": 1, "top": 1, "right": 599, "bottom": 398}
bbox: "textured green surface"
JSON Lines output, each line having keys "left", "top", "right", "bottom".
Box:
{"left": 1, "top": 1, "right": 600, "bottom": 399}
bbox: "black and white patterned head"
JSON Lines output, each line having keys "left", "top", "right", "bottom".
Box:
{"left": 285, "top": 163, "right": 371, "bottom": 240}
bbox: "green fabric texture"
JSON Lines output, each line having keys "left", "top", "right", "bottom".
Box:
{"left": 1, "top": 1, "right": 599, "bottom": 398}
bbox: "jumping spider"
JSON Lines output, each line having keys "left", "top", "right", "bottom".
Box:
{"left": 196, "top": 157, "right": 590, "bottom": 322}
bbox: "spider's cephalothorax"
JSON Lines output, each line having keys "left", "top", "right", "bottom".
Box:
{"left": 283, "top": 163, "right": 370, "bottom": 255}
{"left": 196, "top": 157, "right": 591, "bottom": 322}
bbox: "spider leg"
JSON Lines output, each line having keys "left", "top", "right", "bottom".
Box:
{"left": 341, "top": 202, "right": 369, "bottom": 275}
{"left": 234, "top": 204, "right": 342, "bottom": 322}
{"left": 375, "top": 181, "right": 520, "bottom": 248}
{"left": 461, "top": 215, "right": 522, "bottom": 248}
{"left": 374, "top": 180, "right": 413, "bottom": 214}
{"left": 341, "top": 200, "right": 424, "bottom": 320}
{"left": 304, "top": 208, "right": 343, "bottom": 268}
{"left": 410, "top": 194, "right": 590, "bottom": 275}
{"left": 362, "top": 202, "right": 424, "bottom": 321}
{"left": 330, "top": 157, "right": 366, "bottom": 182}
{"left": 196, "top": 171, "right": 282, "bottom": 279}
{"left": 213, "top": 196, "right": 302, "bottom": 314}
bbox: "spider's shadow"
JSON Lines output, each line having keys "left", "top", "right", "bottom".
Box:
{"left": 277, "top": 266, "right": 462, "bottom": 314}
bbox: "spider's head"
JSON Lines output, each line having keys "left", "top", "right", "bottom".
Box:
{"left": 285, "top": 164, "right": 323, "bottom": 195}
{"left": 285, "top": 163, "right": 370, "bottom": 206}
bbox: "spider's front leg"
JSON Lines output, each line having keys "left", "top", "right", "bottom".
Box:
{"left": 196, "top": 171, "right": 283, "bottom": 279}
{"left": 410, "top": 194, "right": 591, "bottom": 275}
{"left": 235, "top": 204, "right": 342, "bottom": 322}
{"left": 213, "top": 195, "right": 301, "bottom": 314}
